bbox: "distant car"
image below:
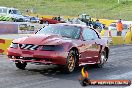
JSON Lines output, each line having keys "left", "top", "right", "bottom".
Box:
{"left": 30, "top": 17, "right": 40, "bottom": 23}
{"left": 39, "top": 16, "right": 65, "bottom": 24}
{"left": 7, "top": 24, "right": 109, "bottom": 73}
{"left": 0, "top": 6, "right": 26, "bottom": 22}
{"left": 23, "top": 15, "right": 31, "bottom": 22}
{"left": 24, "top": 16, "right": 40, "bottom": 23}
{"left": 108, "top": 22, "right": 128, "bottom": 30}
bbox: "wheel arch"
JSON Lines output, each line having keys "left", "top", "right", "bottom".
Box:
{"left": 70, "top": 47, "right": 79, "bottom": 66}
{"left": 104, "top": 47, "right": 109, "bottom": 59}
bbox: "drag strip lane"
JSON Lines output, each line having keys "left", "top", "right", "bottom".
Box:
{"left": 0, "top": 45, "right": 132, "bottom": 88}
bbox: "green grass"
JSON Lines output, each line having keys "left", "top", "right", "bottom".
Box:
{"left": 0, "top": 0, "right": 132, "bottom": 20}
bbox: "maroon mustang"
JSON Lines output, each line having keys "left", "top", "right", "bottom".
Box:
{"left": 7, "top": 23, "right": 109, "bottom": 73}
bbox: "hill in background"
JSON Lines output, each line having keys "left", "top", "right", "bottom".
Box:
{"left": 0, "top": 0, "right": 132, "bottom": 20}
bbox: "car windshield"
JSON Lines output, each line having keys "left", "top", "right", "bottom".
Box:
{"left": 9, "top": 9, "right": 21, "bottom": 15}
{"left": 36, "top": 25, "right": 81, "bottom": 39}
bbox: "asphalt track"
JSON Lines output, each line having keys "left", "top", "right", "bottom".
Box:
{"left": 0, "top": 44, "right": 132, "bottom": 88}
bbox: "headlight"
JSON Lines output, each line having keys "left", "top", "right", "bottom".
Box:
{"left": 10, "top": 43, "right": 18, "bottom": 48}
{"left": 41, "top": 45, "right": 64, "bottom": 51}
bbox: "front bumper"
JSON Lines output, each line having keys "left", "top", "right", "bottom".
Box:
{"left": 7, "top": 48, "right": 68, "bottom": 65}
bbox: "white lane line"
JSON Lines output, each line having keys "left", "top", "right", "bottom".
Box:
{"left": 106, "top": 71, "right": 132, "bottom": 79}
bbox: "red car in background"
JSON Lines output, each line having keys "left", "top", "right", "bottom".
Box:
{"left": 39, "top": 16, "right": 65, "bottom": 24}
{"left": 7, "top": 24, "right": 109, "bottom": 73}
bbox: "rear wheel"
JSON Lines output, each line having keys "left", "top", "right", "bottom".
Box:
{"left": 95, "top": 51, "right": 107, "bottom": 68}
{"left": 15, "top": 61, "right": 27, "bottom": 70}
{"left": 64, "top": 50, "right": 76, "bottom": 73}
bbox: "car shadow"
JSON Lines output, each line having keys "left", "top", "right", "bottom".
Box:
{"left": 13, "top": 62, "right": 129, "bottom": 82}
{"left": 22, "top": 64, "right": 105, "bottom": 81}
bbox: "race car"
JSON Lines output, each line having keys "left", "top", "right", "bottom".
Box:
{"left": 39, "top": 16, "right": 65, "bottom": 24}
{"left": 7, "top": 24, "right": 109, "bottom": 73}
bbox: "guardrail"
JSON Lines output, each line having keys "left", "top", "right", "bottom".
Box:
{"left": 101, "top": 30, "right": 132, "bottom": 45}
{"left": 125, "top": 31, "right": 132, "bottom": 44}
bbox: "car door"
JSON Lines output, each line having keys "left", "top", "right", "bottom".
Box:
{"left": 91, "top": 29, "right": 101, "bottom": 62}
{"left": 81, "top": 28, "right": 100, "bottom": 63}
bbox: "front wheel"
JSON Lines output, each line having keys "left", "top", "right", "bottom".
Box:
{"left": 15, "top": 61, "right": 27, "bottom": 70}
{"left": 95, "top": 51, "right": 107, "bottom": 68}
{"left": 64, "top": 50, "right": 76, "bottom": 73}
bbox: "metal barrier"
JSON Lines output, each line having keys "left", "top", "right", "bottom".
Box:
{"left": 100, "top": 30, "right": 132, "bottom": 45}
{"left": 111, "top": 36, "right": 124, "bottom": 45}
{"left": 125, "top": 31, "right": 132, "bottom": 44}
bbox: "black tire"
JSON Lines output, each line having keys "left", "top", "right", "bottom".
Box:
{"left": 18, "top": 18, "right": 24, "bottom": 22}
{"left": 95, "top": 51, "right": 107, "bottom": 68}
{"left": 64, "top": 50, "right": 76, "bottom": 73}
{"left": 15, "top": 61, "right": 27, "bottom": 70}
{"left": 13, "top": 19, "right": 16, "bottom": 22}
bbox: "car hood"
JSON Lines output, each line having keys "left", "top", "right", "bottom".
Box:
{"left": 13, "top": 34, "right": 72, "bottom": 45}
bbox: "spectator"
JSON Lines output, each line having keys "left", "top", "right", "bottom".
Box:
{"left": 116, "top": 19, "right": 123, "bottom": 36}
{"left": 93, "top": 19, "right": 104, "bottom": 33}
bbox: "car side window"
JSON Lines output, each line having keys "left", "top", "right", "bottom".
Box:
{"left": 93, "top": 30, "right": 99, "bottom": 39}
{"left": 82, "top": 28, "right": 99, "bottom": 40}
